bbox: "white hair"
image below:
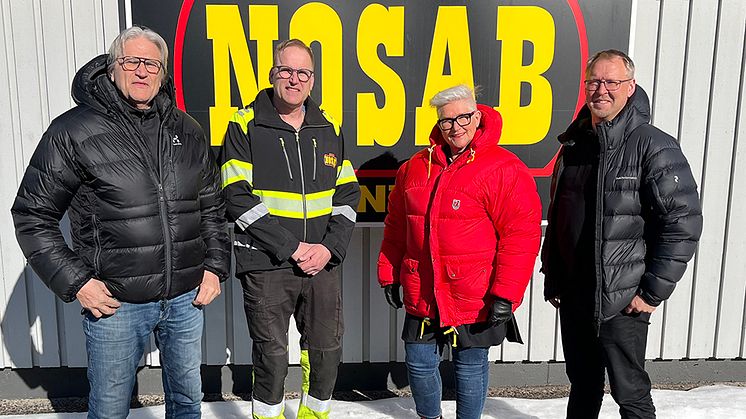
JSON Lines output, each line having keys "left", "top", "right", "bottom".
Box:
{"left": 429, "top": 84, "right": 477, "bottom": 110}
{"left": 107, "top": 26, "right": 169, "bottom": 81}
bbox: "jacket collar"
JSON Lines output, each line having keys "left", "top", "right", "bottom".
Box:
{"left": 252, "top": 88, "right": 330, "bottom": 131}
{"left": 71, "top": 54, "right": 175, "bottom": 121}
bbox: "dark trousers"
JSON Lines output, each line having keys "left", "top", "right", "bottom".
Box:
{"left": 239, "top": 267, "right": 343, "bottom": 405}
{"left": 560, "top": 302, "right": 655, "bottom": 419}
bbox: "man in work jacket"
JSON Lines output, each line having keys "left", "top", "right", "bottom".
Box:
{"left": 542, "top": 49, "right": 703, "bottom": 419}
{"left": 11, "top": 26, "right": 230, "bottom": 418}
{"left": 219, "top": 39, "right": 360, "bottom": 419}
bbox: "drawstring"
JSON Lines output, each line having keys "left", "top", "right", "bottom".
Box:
{"left": 443, "top": 326, "right": 459, "bottom": 348}
{"left": 427, "top": 146, "right": 436, "bottom": 179}
{"left": 419, "top": 317, "right": 431, "bottom": 339}
{"left": 466, "top": 148, "right": 476, "bottom": 163}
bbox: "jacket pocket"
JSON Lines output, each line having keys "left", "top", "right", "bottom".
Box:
{"left": 444, "top": 260, "right": 491, "bottom": 302}
{"left": 398, "top": 258, "right": 421, "bottom": 308}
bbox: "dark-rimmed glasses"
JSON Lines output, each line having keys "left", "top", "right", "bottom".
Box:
{"left": 437, "top": 111, "right": 477, "bottom": 131}
{"left": 584, "top": 79, "right": 632, "bottom": 92}
{"left": 273, "top": 66, "right": 314, "bottom": 82}
{"left": 117, "top": 56, "right": 162, "bottom": 74}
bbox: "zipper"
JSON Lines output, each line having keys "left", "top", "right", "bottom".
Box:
{"left": 594, "top": 124, "right": 609, "bottom": 332}
{"left": 279, "top": 137, "right": 293, "bottom": 180}
{"left": 157, "top": 119, "right": 173, "bottom": 298}
{"left": 312, "top": 138, "right": 317, "bottom": 181}
{"left": 91, "top": 214, "right": 101, "bottom": 274}
{"left": 295, "top": 131, "right": 308, "bottom": 241}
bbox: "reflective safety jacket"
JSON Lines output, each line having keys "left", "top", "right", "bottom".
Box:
{"left": 219, "top": 88, "right": 360, "bottom": 273}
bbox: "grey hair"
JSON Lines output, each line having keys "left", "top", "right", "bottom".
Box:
{"left": 107, "top": 26, "right": 169, "bottom": 80}
{"left": 585, "top": 49, "right": 635, "bottom": 79}
{"left": 429, "top": 84, "right": 477, "bottom": 110}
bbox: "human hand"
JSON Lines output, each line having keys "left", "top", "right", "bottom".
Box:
{"left": 77, "top": 278, "right": 120, "bottom": 318}
{"left": 193, "top": 270, "right": 221, "bottom": 307}
{"left": 488, "top": 297, "right": 513, "bottom": 326}
{"left": 624, "top": 295, "right": 656, "bottom": 314}
{"left": 297, "top": 244, "right": 332, "bottom": 276}
{"left": 384, "top": 284, "right": 403, "bottom": 309}
{"left": 291, "top": 242, "right": 313, "bottom": 262}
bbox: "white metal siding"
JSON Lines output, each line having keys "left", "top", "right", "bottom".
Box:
{"left": 1, "top": 0, "right": 745, "bottom": 371}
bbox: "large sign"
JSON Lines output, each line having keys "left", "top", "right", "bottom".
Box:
{"left": 132, "top": 0, "right": 631, "bottom": 222}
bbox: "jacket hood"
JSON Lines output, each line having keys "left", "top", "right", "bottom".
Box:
{"left": 71, "top": 53, "right": 176, "bottom": 117}
{"left": 428, "top": 104, "right": 503, "bottom": 150}
{"left": 559, "top": 85, "right": 651, "bottom": 147}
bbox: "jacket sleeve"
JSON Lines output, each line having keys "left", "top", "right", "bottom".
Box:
{"left": 219, "top": 112, "right": 301, "bottom": 263}
{"left": 197, "top": 127, "right": 231, "bottom": 281}
{"left": 377, "top": 161, "right": 409, "bottom": 287}
{"left": 11, "top": 127, "right": 94, "bottom": 302}
{"left": 320, "top": 131, "right": 361, "bottom": 265}
{"left": 484, "top": 160, "right": 543, "bottom": 309}
{"left": 639, "top": 136, "right": 703, "bottom": 306}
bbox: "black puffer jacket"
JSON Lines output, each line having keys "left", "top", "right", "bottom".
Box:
{"left": 542, "top": 86, "right": 703, "bottom": 322}
{"left": 12, "top": 54, "right": 230, "bottom": 303}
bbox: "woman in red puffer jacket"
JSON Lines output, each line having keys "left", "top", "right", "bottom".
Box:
{"left": 377, "top": 84, "right": 542, "bottom": 419}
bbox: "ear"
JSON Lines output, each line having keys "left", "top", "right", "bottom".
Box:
{"left": 627, "top": 79, "right": 636, "bottom": 98}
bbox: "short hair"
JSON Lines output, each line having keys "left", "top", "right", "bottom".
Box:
{"left": 429, "top": 84, "right": 477, "bottom": 111}
{"left": 274, "top": 39, "right": 315, "bottom": 67}
{"left": 585, "top": 49, "right": 635, "bottom": 79}
{"left": 107, "top": 26, "right": 169, "bottom": 81}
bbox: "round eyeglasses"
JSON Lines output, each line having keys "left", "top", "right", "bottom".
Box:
{"left": 273, "top": 66, "right": 314, "bottom": 82}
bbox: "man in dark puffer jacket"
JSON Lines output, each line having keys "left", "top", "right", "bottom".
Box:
{"left": 542, "top": 50, "right": 702, "bottom": 419}
{"left": 11, "top": 26, "right": 230, "bottom": 418}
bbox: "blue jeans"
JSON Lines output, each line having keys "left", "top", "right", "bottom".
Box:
{"left": 83, "top": 288, "right": 203, "bottom": 419}
{"left": 405, "top": 343, "right": 489, "bottom": 419}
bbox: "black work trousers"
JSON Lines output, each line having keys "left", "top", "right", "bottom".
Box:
{"left": 239, "top": 266, "right": 343, "bottom": 405}
{"left": 560, "top": 301, "right": 655, "bottom": 419}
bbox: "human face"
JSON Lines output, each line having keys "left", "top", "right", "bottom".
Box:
{"left": 111, "top": 37, "right": 163, "bottom": 110}
{"left": 271, "top": 46, "right": 314, "bottom": 113}
{"left": 585, "top": 57, "right": 636, "bottom": 125}
{"left": 437, "top": 99, "right": 481, "bottom": 154}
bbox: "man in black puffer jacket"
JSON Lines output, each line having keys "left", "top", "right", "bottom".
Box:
{"left": 542, "top": 50, "right": 702, "bottom": 419}
{"left": 11, "top": 26, "right": 229, "bottom": 419}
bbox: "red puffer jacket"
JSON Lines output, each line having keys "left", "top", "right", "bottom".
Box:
{"left": 377, "top": 105, "right": 542, "bottom": 327}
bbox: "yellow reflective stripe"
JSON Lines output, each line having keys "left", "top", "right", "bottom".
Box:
{"left": 301, "top": 349, "right": 310, "bottom": 394}
{"left": 221, "top": 159, "right": 253, "bottom": 188}
{"left": 336, "top": 160, "right": 358, "bottom": 186}
{"left": 320, "top": 109, "right": 340, "bottom": 136}
{"left": 253, "top": 189, "right": 334, "bottom": 219}
{"left": 232, "top": 106, "right": 255, "bottom": 135}
{"left": 298, "top": 394, "right": 330, "bottom": 419}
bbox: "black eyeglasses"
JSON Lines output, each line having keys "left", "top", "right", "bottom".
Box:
{"left": 437, "top": 111, "right": 477, "bottom": 131}
{"left": 584, "top": 79, "right": 632, "bottom": 92}
{"left": 273, "top": 66, "right": 314, "bottom": 82}
{"left": 117, "top": 56, "right": 163, "bottom": 74}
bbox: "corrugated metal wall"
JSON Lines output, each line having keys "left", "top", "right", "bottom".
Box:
{"left": 0, "top": 0, "right": 744, "bottom": 371}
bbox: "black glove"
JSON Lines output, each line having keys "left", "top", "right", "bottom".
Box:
{"left": 384, "top": 284, "right": 403, "bottom": 309}
{"left": 488, "top": 297, "right": 513, "bottom": 326}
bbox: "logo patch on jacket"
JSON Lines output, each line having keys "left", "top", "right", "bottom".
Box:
{"left": 172, "top": 134, "right": 182, "bottom": 146}
{"left": 324, "top": 153, "right": 338, "bottom": 167}
{"left": 452, "top": 199, "right": 461, "bottom": 210}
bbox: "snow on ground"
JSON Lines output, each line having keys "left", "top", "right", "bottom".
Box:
{"left": 2, "top": 385, "right": 745, "bottom": 418}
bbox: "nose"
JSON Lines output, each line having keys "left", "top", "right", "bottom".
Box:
{"left": 134, "top": 63, "right": 149, "bottom": 78}
{"left": 596, "top": 81, "right": 610, "bottom": 94}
